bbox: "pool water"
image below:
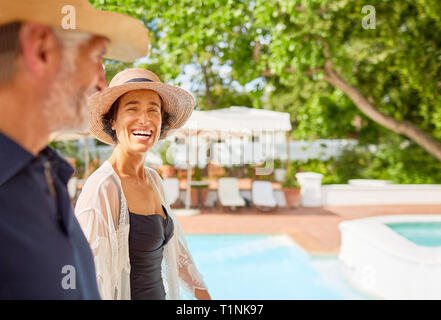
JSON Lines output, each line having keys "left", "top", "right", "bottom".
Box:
{"left": 386, "top": 222, "right": 441, "bottom": 247}
{"left": 185, "top": 234, "right": 367, "bottom": 300}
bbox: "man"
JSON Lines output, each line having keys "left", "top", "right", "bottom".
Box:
{"left": 0, "top": 0, "right": 149, "bottom": 299}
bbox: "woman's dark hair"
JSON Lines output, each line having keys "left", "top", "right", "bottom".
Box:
{"left": 101, "top": 95, "right": 170, "bottom": 144}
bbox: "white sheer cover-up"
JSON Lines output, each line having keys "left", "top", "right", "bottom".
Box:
{"left": 74, "top": 161, "right": 207, "bottom": 300}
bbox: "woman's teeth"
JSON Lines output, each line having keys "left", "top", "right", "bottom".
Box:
{"left": 132, "top": 130, "right": 152, "bottom": 137}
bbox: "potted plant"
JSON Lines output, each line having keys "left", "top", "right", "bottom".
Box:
{"left": 158, "top": 141, "right": 176, "bottom": 178}
{"left": 281, "top": 164, "right": 301, "bottom": 208}
{"left": 193, "top": 166, "right": 202, "bottom": 181}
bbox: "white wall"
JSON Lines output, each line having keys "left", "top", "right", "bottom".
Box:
{"left": 322, "top": 184, "right": 441, "bottom": 205}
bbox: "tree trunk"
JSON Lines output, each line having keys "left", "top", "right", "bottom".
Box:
{"left": 323, "top": 61, "right": 441, "bottom": 161}
{"left": 200, "top": 61, "right": 215, "bottom": 108}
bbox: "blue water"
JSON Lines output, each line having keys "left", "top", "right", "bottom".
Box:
{"left": 387, "top": 222, "right": 441, "bottom": 247}
{"left": 185, "top": 234, "right": 366, "bottom": 300}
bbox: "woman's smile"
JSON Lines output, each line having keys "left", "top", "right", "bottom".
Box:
{"left": 131, "top": 127, "right": 154, "bottom": 143}
{"left": 111, "top": 89, "right": 163, "bottom": 151}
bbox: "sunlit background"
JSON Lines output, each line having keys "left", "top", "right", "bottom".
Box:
{"left": 51, "top": 0, "right": 441, "bottom": 300}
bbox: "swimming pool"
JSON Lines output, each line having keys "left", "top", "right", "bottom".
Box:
{"left": 185, "top": 234, "right": 367, "bottom": 300}
{"left": 386, "top": 222, "right": 441, "bottom": 247}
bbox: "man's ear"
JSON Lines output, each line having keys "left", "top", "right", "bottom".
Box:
{"left": 18, "top": 23, "right": 60, "bottom": 79}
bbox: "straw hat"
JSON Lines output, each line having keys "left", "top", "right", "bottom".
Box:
{"left": 88, "top": 68, "right": 195, "bottom": 145}
{"left": 0, "top": 0, "right": 149, "bottom": 62}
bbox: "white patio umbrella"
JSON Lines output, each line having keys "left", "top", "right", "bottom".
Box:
{"left": 167, "top": 106, "right": 292, "bottom": 209}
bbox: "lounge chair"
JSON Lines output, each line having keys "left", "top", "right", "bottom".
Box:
{"left": 163, "top": 177, "right": 180, "bottom": 206}
{"left": 217, "top": 177, "right": 246, "bottom": 210}
{"left": 251, "top": 180, "right": 277, "bottom": 211}
{"left": 203, "top": 190, "right": 218, "bottom": 208}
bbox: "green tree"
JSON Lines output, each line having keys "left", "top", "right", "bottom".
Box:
{"left": 250, "top": 0, "right": 441, "bottom": 160}
{"left": 90, "top": 0, "right": 441, "bottom": 162}
{"left": 91, "top": 0, "right": 262, "bottom": 110}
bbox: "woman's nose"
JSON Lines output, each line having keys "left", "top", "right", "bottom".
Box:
{"left": 137, "top": 111, "right": 151, "bottom": 125}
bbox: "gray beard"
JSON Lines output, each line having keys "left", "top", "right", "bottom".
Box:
{"left": 42, "top": 49, "right": 90, "bottom": 134}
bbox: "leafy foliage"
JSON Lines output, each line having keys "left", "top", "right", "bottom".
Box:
{"left": 283, "top": 137, "right": 441, "bottom": 187}
{"left": 85, "top": 0, "right": 441, "bottom": 184}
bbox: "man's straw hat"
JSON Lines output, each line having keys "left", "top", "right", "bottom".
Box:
{"left": 88, "top": 68, "right": 195, "bottom": 145}
{"left": 0, "top": 0, "right": 149, "bottom": 61}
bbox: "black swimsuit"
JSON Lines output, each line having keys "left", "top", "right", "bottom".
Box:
{"left": 128, "top": 205, "right": 174, "bottom": 300}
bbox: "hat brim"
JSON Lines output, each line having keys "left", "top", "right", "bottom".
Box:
{"left": 0, "top": 0, "right": 149, "bottom": 62}
{"left": 88, "top": 82, "right": 195, "bottom": 145}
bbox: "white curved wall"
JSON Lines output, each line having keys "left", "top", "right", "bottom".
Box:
{"left": 339, "top": 215, "right": 441, "bottom": 299}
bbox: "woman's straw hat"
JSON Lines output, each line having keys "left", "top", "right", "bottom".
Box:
{"left": 88, "top": 68, "right": 195, "bottom": 145}
{"left": 0, "top": 0, "right": 149, "bottom": 62}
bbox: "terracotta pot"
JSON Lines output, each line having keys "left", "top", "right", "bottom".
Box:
{"left": 282, "top": 187, "right": 301, "bottom": 208}
{"left": 207, "top": 162, "right": 225, "bottom": 178}
{"left": 192, "top": 188, "right": 199, "bottom": 207}
{"left": 190, "top": 187, "right": 210, "bottom": 207}
{"left": 201, "top": 188, "right": 209, "bottom": 206}
{"left": 160, "top": 165, "right": 176, "bottom": 178}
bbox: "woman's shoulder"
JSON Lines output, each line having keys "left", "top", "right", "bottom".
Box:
{"left": 145, "top": 166, "right": 163, "bottom": 182}
{"left": 75, "top": 162, "right": 122, "bottom": 216}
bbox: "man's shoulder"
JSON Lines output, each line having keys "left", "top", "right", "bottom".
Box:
{"left": 0, "top": 132, "right": 34, "bottom": 187}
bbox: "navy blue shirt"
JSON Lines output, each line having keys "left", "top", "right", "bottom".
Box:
{"left": 0, "top": 132, "right": 100, "bottom": 299}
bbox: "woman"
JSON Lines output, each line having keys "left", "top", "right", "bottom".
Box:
{"left": 75, "top": 68, "right": 210, "bottom": 300}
